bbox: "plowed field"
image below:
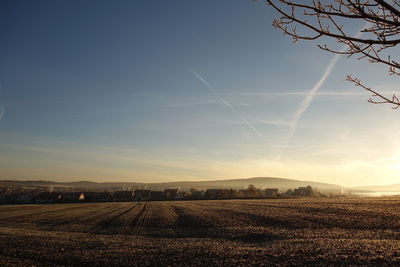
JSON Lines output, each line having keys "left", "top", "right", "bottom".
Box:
{"left": 1, "top": 197, "right": 400, "bottom": 266}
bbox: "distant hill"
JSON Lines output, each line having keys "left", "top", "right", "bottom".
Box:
{"left": 351, "top": 184, "right": 400, "bottom": 192}
{"left": 147, "top": 177, "right": 343, "bottom": 191}
{"left": 0, "top": 177, "right": 343, "bottom": 192}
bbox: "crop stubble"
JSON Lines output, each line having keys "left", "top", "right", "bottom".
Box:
{"left": 1, "top": 197, "right": 400, "bottom": 266}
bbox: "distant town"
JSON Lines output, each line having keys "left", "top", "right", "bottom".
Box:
{"left": 0, "top": 184, "right": 335, "bottom": 204}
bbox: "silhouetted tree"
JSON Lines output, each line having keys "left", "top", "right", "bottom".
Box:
{"left": 247, "top": 184, "right": 259, "bottom": 197}
{"left": 265, "top": 0, "right": 400, "bottom": 108}
{"left": 247, "top": 184, "right": 257, "bottom": 192}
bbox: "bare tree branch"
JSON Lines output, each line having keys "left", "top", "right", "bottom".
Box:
{"left": 264, "top": 0, "right": 400, "bottom": 107}
{"left": 347, "top": 75, "right": 400, "bottom": 108}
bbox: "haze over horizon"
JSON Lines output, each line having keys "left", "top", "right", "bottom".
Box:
{"left": 1, "top": 0, "right": 400, "bottom": 187}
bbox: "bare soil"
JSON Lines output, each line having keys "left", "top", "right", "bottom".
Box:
{"left": 1, "top": 197, "right": 400, "bottom": 266}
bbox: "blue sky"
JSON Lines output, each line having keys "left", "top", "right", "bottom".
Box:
{"left": 1, "top": 0, "right": 400, "bottom": 186}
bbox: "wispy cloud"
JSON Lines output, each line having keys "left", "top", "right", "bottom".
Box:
{"left": 0, "top": 104, "right": 4, "bottom": 121}
{"left": 256, "top": 118, "right": 296, "bottom": 128}
{"left": 190, "top": 69, "right": 262, "bottom": 136}
{"left": 215, "top": 91, "right": 368, "bottom": 96}
{"left": 0, "top": 82, "right": 4, "bottom": 121}
{"left": 278, "top": 24, "right": 369, "bottom": 160}
{"left": 161, "top": 99, "right": 220, "bottom": 109}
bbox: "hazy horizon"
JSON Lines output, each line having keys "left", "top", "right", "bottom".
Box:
{"left": 0, "top": 176, "right": 393, "bottom": 189}
{"left": 1, "top": 0, "right": 400, "bottom": 187}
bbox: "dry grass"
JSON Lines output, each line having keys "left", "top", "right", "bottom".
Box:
{"left": 1, "top": 197, "right": 400, "bottom": 266}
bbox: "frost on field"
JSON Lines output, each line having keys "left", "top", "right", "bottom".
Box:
{"left": 0, "top": 198, "right": 400, "bottom": 265}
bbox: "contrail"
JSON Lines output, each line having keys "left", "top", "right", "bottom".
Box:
{"left": 278, "top": 23, "right": 369, "bottom": 160}
{"left": 282, "top": 53, "right": 341, "bottom": 150}
{"left": 190, "top": 69, "right": 262, "bottom": 136}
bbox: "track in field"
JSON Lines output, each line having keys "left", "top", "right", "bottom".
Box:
{"left": 130, "top": 202, "right": 146, "bottom": 227}
{"left": 97, "top": 203, "right": 139, "bottom": 228}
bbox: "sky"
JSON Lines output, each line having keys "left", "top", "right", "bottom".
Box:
{"left": 1, "top": 0, "right": 400, "bottom": 187}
